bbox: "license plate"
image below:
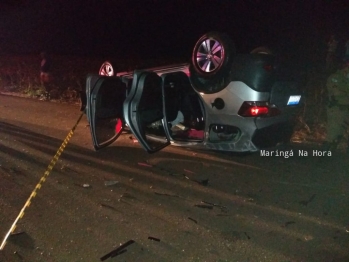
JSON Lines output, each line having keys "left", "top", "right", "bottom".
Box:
{"left": 287, "top": 95, "right": 301, "bottom": 105}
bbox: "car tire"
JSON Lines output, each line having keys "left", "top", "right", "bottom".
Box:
{"left": 190, "top": 32, "right": 236, "bottom": 94}
{"left": 99, "top": 61, "right": 115, "bottom": 76}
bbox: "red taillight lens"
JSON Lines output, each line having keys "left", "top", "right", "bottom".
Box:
{"left": 250, "top": 106, "right": 269, "bottom": 116}
{"left": 238, "top": 102, "right": 279, "bottom": 117}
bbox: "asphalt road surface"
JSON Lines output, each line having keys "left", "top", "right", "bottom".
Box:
{"left": 0, "top": 94, "right": 348, "bottom": 262}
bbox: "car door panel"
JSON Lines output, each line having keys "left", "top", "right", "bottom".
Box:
{"left": 86, "top": 75, "right": 127, "bottom": 150}
{"left": 162, "top": 72, "right": 205, "bottom": 142}
{"left": 124, "top": 71, "right": 171, "bottom": 153}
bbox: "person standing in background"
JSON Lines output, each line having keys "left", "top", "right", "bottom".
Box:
{"left": 40, "top": 51, "right": 53, "bottom": 100}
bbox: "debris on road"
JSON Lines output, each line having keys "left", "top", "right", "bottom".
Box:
{"left": 304, "top": 235, "right": 314, "bottom": 241}
{"left": 299, "top": 194, "right": 316, "bottom": 206}
{"left": 104, "top": 180, "right": 119, "bottom": 186}
{"left": 188, "top": 217, "right": 198, "bottom": 224}
{"left": 181, "top": 172, "right": 209, "bottom": 186}
{"left": 138, "top": 162, "right": 152, "bottom": 167}
{"left": 201, "top": 200, "right": 227, "bottom": 210}
{"left": 60, "top": 164, "right": 79, "bottom": 173}
{"left": 281, "top": 221, "right": 296, "bottom": 228}
{"left": 118, "top": 192, "right": 136, "bottom": 202}
{"left": 193, "top": 178, "right": 209, "bottom": 186}
{"left": 194, "top": 204, "right": 213, "bottom": 209}
{"left": 74, "top": 183, "right": 91, "bottom": 188}
{"left": 100, "top": 203, "right": 119, "bottom": 211}
{"left": 10, "top": 231, "right": 25, "bottom": 236}
{"left": 244, "top": 232, "right": 251, "bottom": 240}
{"left": 13, "top": 251, "right": 23, "bottom": 260}
{"left": 100, "top": 240, "right": 135, "bottom": 261}
{"left": 148, "top": 236, "right": 160, "bottom": 242}
{"left": 154, "top": 192, "right": 180, "bottom": 198}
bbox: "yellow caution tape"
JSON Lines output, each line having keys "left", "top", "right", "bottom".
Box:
{"left": 0, "top": 113, "right": 84, "bottom": 250}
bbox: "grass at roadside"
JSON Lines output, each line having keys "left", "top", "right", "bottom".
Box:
{"left": 291, "top": 67, "right": 328, "bottom": 145}
{"left": 0, "top": 55, "right": 105, "bottom": 100}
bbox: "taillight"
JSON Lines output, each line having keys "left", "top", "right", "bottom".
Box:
{"left": 238, "top": 101, "right": 280, "bottom": 117}
{"left": 250, "top": 106, "right": 269, "bottom": 116}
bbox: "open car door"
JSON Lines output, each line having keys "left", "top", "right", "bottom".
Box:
{"left": 123, "top": 71, "right": 171, "bottom": 153}
{"left": 86, "top": 75, "right": 127, "bottom": 150}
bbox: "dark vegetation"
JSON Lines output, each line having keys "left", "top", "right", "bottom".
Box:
{"left": 0, "top": 55, "right": 101, "bottom": 101}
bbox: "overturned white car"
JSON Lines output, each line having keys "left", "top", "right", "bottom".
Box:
{"left": 81, "top": 32, "right": 303, "bottom": 153}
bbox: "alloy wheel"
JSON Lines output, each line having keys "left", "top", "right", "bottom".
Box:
{"left": 195, "top": 38, "right": 224, "bottom": 73}
{"left": 99, "top": 61, "right": 114, "bottom": 76}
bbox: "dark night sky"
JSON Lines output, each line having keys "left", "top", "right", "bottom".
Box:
{"left": 0, "top": 0, "right": 348, "bottom": 62}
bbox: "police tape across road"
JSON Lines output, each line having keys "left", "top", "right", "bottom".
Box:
{"left": 0, "top": 113, "right": 84, "bottom": 250}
